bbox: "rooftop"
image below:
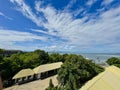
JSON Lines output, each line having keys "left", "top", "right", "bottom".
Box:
{"left": 80, "top": 66, "right": 120, "bottom": 90}
{"left": 33, "top": 62, "right": 63, "bottom": 74}
{"left": 12, "top": 69, "right": 35, "bottom": 79}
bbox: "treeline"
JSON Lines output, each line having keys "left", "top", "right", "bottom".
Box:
{"left": 0, "top": 49, "right": 105, "bottom": 89}
{"left": 47, "top": 54, "right": 104, "bottom": 90}
{"left": 106, "top": 57, "right": 120, "bottom": 68}
{"left": 0, "top": 49, "right": 68, "bottom": 87}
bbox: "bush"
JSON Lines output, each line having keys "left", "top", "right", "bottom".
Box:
{"left": 106, "top": 57, "right": 120, "bottom": 68}
{"left": 46, "top": 79, "right": 55, "bottom": 90}
{"left": 57, "top": 54, "right": 104, "bottom": 90}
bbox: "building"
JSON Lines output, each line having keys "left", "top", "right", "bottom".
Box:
{"left": 33, "top": 62, "right": 63, "bottom": 79}
{"left": 12, "top": 69, "right": 35, "bottom": 84}
{"left": 12, "top": 62, "right": 63, "bottom": 84}
{"left": 80, "top": 66, "right": 120, "bottom": 90}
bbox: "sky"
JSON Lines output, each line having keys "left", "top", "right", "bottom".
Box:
{"left": 0, "top": 0, "right": 120, "bottom": 53}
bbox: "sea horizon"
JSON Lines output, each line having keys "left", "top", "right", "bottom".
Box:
{"left": 49, "top": 51, "right": 120, "bottom": 63}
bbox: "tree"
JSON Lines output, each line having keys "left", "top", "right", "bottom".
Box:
{"left": 0, "top": 55, "right": 3, "bottom": 72}
{"left": 0, "top": 49, "right": 4, "bottom": 57}
{"left": 57, "top": 54, "right": 104, "bottom": 90}
{"left": 0, "top": 49, "right": 4, "bottom": 53}
{"left": 106, "top": 57, "right": 120, "bottom": 68}
{"left": 46, "top": 79, "right": 55, "bottom": 90}
{"left": 49, "top": 53, "right": 63, "bottom": 63}
{"left": 49, "top": 79, "right": 54, "bottom": 88}
{"left": 34, "top": 49, "right": 49, "bottom": 64}
{"left": 58, "top": 61, "right": 79, "bottom": 90}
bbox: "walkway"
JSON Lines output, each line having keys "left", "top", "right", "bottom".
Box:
{"left": 4, "top": 75, "right": 58, "bottom": 90}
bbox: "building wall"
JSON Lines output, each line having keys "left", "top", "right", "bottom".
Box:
{"left": 15, "top": 75, "right": 34, "bottom": 85}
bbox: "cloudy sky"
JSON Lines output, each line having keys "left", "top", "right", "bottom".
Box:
{"left": 0, "top": 0, "right": 120, "bottom": 53}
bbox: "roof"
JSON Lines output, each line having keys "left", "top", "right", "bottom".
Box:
{"left": 12, "top": 69, "right": 34, "bottom": 79}
{"left": 33, "top": 62, "right": 63, "bottom": 74}
{"left": 80, "top": 66, "right": 120, "bottom": 90}
{"left": 12, "top": 62, "right": 63, "bottom": 79}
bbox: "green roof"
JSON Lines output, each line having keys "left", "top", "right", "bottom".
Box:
{"left": 80, "top": 66, "right": 120, "bottom": 90}
{"left": 12, "top": 69, "right": 34, "bottom": 79}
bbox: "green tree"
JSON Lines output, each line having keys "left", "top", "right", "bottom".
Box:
{"left": 57, "top": 54, "right": 104, "bottom": 90}
{"left": 49, "top": 79, "right": 54, "bottom": 88}
{"left": 0, "top": 49, "right": 4, "bottom": 53}
{"left": 49, "top": 53, "right": 63, "bottom": 63}
{"left": 34, "top": 49, "right": 49, "bottom": 64}
{"left": 0, "top": 55, "right": 3, "bottom": 72}
{"left": 0, "top": 49, "right": 51, "bottom": 87}
{"left": 46, "top": 79, "right": 55, "bottom": 90}
{"left": 106, "top": 57, "right": 120, "bottom": 68}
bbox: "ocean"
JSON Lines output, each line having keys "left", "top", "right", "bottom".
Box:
{"left": 49, "top": 51, "right": 120, "bottom": 63}
{"left": 80, "top": 53, "right": 120, "bottom": 63}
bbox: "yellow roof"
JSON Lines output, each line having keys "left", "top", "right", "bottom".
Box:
{"left": 33, "top": 62, "right": 63, "bottom": 74}
{"left": 80, "top": 66, "right": 120, "bottom": 90}
{"left": 12, "top": 69, "right": 34, "bottom": 79}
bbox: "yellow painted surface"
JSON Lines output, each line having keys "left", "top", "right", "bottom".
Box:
{"left": 80, "top": 66, "right": 120, "bottom": 90}
{"left": 33, "top": 62, "right": 63, "bottom": 74}
{"left": 13, "top": 69, "right": 34, "bottom": 79}
{"left": 13, "top": 62, "right": 63, "bottom": 79}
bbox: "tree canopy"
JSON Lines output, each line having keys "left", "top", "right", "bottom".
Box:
{"left": 57, "top": 54, "right": 104, "bottom": 90}
{"left": 0, "top": 48, "right": 104, "bottom": 89}
{"left": 0, "top": 49, "right": 50, "bottom": 87}
{"left": 106, "top": 57, "right": 120, "bottom": 68}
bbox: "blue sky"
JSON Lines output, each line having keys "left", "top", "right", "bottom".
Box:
{"left": 0, "top": 0, "right": 120, "bottom": 53}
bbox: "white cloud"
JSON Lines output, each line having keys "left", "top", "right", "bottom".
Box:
{"left": 35, "top": 1, "right": 120, "bottom": 45}
{"left": 40, "top": 44, "right": 76, "bottom": 52}
{"left": 0, "top": 41, "right": 41, "bottom": 51}
{"left": 0, "top": 29, "right": 48, "bottom": 50}
{"left": 64, "top": 0, "right": 77, "bottom": 11}
{"left": 73, "top": 8, "right": 84, "bottom": 16}
{"left": 0, "top": 29, "right": 47, "bottom": 42}
{"left": 31, "top": 28, "right": 48, "bottom": 35}
{"left": 86, "top": 0, "right": 97, "bottom": 6}
{"left": 0, "top": 12, "right": 12, "bottom": 20}
{"left": 10, "top": 0, "right": 44, "bottom": 26}
{"left": 101, "top": 0, "right": 113, "bottom": 6}
{"left": 9, "top": 0, "right": 120, "bottom": 52}
{"left": 0, "top": 12, "right": 4, "bottom": 16}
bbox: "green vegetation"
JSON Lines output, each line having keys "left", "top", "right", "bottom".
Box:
{"left": 45, "top": 54, "right": 104, "bottom": 90}
{"left": 46, "top": 79, "right": 62, "bottom": 90}
{"left": 0, "top": 48, "right": 104, "bottom": 89}
{"left": 57, "top": 54, "right": 104, "bottom": 90}
{"left": 0, "top": 49, "right": 49, "bottom": 87}
{"left": 0, "top": 49, "right": 67, "bottom": 87}
{"left": 106, "top": 57, "right": 120, "bottom": 68}
{"left": 0, "top": 49, "right": 4, "bottom": 56}
{"left": 46, "top": 79, "right": 55, "bottom": 90}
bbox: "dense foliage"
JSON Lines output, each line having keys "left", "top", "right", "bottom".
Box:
{"left": 106, "top": 57, "right": 120, "bottom": 68}
{"left": 0, "top": 49, "right": 67, "bottom": 87}
{"left": 45, "top": 54, "right": 104, "bottom": 90}
{"left": 0, "top": 49, "right": 104, "bottom": 89}
{"left": 57, "top": 54, "right": 104, "bottom": 90}
{"left": 1, "top": 50, "right": 49, "bottom": 79}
